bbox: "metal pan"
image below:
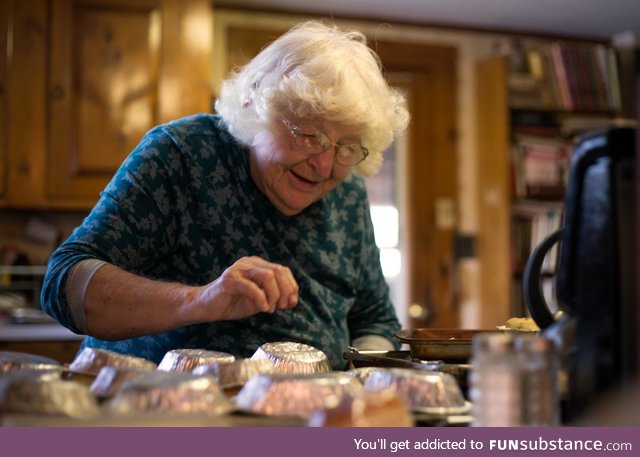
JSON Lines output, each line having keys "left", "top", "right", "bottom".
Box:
{"left": 395, "top": 329, "right": 493, "bottom": 361}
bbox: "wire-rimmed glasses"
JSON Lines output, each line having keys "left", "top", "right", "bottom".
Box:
{"left": 281, "top": 118, "right": 369, "bottom": 166}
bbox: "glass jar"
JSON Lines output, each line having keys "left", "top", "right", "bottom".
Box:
{"left": 469, "top": 333, "right": 522, "bottom": 426}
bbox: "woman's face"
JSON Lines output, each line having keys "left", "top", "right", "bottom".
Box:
{"left": 248, "top": 117, "right": 364, "bottom": 216}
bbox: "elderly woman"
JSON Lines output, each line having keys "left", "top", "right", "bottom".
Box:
{"left": 41, "top": 21, "right": 409, "bottom": 369}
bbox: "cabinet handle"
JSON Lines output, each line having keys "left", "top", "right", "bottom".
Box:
{"left": 50, "top": 84, "right": 66, "bottom": 100}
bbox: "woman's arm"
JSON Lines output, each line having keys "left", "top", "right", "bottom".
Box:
{"left": 76, "top": 256, "right": 298, "bottom": 341}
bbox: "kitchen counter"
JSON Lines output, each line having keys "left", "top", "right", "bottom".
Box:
{"left": 0, "top": 319, "right": 83, "bottom": 363}
{"left": 0, "top": 322, "right": 84, "bottom": 341}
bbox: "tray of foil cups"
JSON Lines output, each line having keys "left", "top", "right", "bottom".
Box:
{"left": 251, "top": 342, "right": 331, "bottom": 374}
{"left": 0, "top": 351, "right": 64, "bottom": 374}
{"left": 104, "top": 371, "right": 235, "bottom": 417}
{"left": 362, "top": 367, "right": 471, "bottom": 420}
{"left": 192, "top": 358, "right": 274, "bottom": 395}
{"left": 68, "top": 347, "right": 157, "bottom": 377}
{"left": 157, "top": 348, "right": 236, "bottom": 372}
{"left": 234, "top": 371, "right": 362, "bottom": 419}
{"left": 0, "top": 370, "right": 100, "bottom": 420}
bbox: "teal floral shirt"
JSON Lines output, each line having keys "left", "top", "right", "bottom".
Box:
{"left": 41, "top": 114, "right": 400, "bottom": 369}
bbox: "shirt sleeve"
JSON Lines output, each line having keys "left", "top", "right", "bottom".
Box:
{"left": 40, "top": 125, "right": 184, "bottom": 332}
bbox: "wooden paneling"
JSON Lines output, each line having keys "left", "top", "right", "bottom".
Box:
{"left": 0, "top": 0, "right": 8, "bottom": 199}
{"left": 48, "top": 0, "right": 162, "bottom": 200}
{"left": 0, "top": 0, "right": 213, "bottom": 209}
{"left": 4, "top": 0, "right": 48, "bottom": 207}
{"left": 475, "top": 56, "right": 514, "bottom": 327}
{"left": 0, "top": 339, "right": 82, "bottom": 364}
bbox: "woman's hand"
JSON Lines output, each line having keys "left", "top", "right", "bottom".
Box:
{"left": 193, "top": 256, "right": 299, "bottom": 321}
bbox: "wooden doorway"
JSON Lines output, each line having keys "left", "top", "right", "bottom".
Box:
{"left": 223, "top": 26, "right": 458, "bottom": 329}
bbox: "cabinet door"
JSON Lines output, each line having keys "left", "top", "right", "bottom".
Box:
{"left": 47, "top": 0, "right": 212, "bottom": 205}
{"left": 0, "top": 1, "right": 9, "bottom": 199}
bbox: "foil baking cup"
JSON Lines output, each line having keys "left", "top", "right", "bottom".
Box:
{"left": 0, "top": 351, "right": 62, "bottom": 374}
{"left": 251, "top": 342, "right": 331, "bottom": 374}
{"left": 234, "top": 371, "right": 362, "bottom": 418}
{"left": 0, "top": 370, "right": 100, "bottom": 418}
{"left": 105, "top": 371, "right": 234, "bottom": 416}
{"left": 307, "top": 388, "right": 414, "bottom": 427}
{"left": 192, "top": 358, "right": 274, "bottom": 388}
{"left": 89, "top": 366, "right": 153, "bottom": 398}
{"left": 68, "top": 348, "right": 156, "bottom": 375}
{"left": 157, "top": 349, "right": 236, "bottom": 372}
{"left": 362, "top": 367, "right": 469, "bottom": 415}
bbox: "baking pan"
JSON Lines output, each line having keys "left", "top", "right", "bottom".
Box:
{"left": 395, "top": 329, "right": 492, "bottom": 361}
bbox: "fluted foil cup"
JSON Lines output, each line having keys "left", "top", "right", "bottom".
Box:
{"left": 157, "top": 349, "right": 235, "bottom": 372}
{"left": 192, "top": 358, "right": 274, "bottom": 388}
{"left": 363, "top": 367, "right": 469, "bottom": 415}
{"left": 105, "top": 371, "right": 234, "bottom": 416}
{"left": 0, "top": 351, "right": 62, "bottom": 374}
{"left": 235, "top": 372, "right": 362, "bottom": 418}
{"left": 251, "top": 342, "right": 330, "bottom": 374}
{"left": 307, "top": 388, "right": 414, "bottom": 427}
{"left": 90, "top": 366, "right": 153, "bottom": 398}
{"left": 68, "top": 348, "right": 156, "bottom": 376}
{"left": 0, "top": 370, "right": 100, "bottom": 418}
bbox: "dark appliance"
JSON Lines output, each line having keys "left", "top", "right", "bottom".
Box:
{"left": 523, "top": 125, "right": 637, "bottom": 421}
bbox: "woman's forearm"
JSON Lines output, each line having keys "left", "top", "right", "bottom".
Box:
{"left": 69, "top": 256, "right": 299, "bottom": 341}
{"left": 80, "top": 263, "right": 200, "bottom": 340}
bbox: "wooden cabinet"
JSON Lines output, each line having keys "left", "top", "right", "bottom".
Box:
{"left": 0, "top": 339, "right": 82, "bottom": 365}
{"left": 1, "top": 0, "right": 213, "bottom": 209}
{"left": 0, "top": 1, "right": 8, "bottom": 200}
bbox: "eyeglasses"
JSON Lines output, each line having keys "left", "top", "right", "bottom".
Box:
{"left": 281, "top": 118, "right": 369, "bottom": 166}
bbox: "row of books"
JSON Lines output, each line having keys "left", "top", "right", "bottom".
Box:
{"left": 508, "top": 42, "right": 621, "bottom": 112}
{"left": 509, "top": 111, "right": 623, "bottom": 200}
{"left": 511, "top": 134, "right": 568, "bottom": 200}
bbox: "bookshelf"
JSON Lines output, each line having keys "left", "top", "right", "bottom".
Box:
{"left": 476, "top": 44, "right": 623, "bottom": 326}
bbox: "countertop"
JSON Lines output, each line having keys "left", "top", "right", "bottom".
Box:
{"left": 0, "top": 320, "right": 84, "bottom": 342}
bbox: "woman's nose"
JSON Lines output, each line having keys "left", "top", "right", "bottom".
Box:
{"left": 305, "top": 146, "right": 336, "bottom": 177}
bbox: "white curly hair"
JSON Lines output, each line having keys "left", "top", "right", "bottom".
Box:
{"left": 214, "top": 21, "right": 409, "bottom": 176}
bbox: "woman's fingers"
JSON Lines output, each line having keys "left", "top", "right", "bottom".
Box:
{"left": 245, "top": 259, "right": 298, "bottom": 312}
{"left": 211, "top": 256, "right": 297, "bottom": 318}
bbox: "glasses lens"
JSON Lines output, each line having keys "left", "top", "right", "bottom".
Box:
{"left": 336, "top": 144, "right": 366, "bottom": 165}
{"left": 296, "top": 132, "right": 330, "bottom": 154}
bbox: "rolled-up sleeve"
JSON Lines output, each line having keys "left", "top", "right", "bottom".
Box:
{"left": 40, "top": 126, "right": 183, "bottom": 332}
